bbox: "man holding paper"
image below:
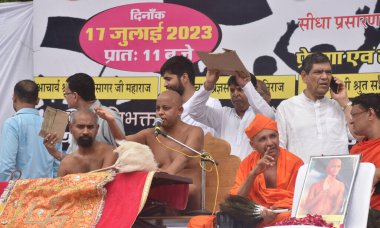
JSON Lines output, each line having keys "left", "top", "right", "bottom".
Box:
{"left": 64, "top": 73, "right": 125, "bottom": 153}
{"left": 44, "top": 73, "right": 125, "bottom": 161}
{"left": 188, "top": 66, "right": 275, "bottom": 160}
{"left": 0, "top": 80, "right": 61, "bottom": 180}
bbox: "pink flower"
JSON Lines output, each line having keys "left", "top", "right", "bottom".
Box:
{"left": 275, "top": 214, "right": 335, "bottom": 227}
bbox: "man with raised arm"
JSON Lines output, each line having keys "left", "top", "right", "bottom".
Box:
{"left": 188, "top": 70, "right": 275, "bottom": 160}
{"left": 276, "top": 52, "right": 356, "bottom": 163}
{"left": 160, "top": 55, "right": 222, "bottom": 136}
{"left": 57, "top": 109, "right": 117, "bottom": 176}
{"left": 96, "top": 90, "right": 203, "bottom": 211}
{"left": 44, "top": 73, "right": 125, "bottom": 161}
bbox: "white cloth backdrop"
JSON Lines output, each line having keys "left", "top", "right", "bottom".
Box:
{"left": 0, "top": 2, "right": 33, "bottom": 138}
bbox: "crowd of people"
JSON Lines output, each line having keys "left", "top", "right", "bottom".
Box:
{"left": 0, "top": 52, "right": 379, "bottom": 227}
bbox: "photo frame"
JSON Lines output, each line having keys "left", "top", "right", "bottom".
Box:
{"left": 295, "top": 154, "right": 361, "bottom": 227}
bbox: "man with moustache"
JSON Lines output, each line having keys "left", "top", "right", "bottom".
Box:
{"left": 188, "top": 69, "right": 275, "bottom": 160}
{"left": 57, "top": 109, "right": 117, "bottom": 176}
{"left": 160, "top": 55, "right": 222, "bottom": 136}
{"left": 188, "top": 114, "right": 303, "bottom": 227}
{"left": 276, "top": 52, "right": 356, "bottom": 163}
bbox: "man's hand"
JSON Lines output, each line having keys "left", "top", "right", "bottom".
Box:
{"left": 43, "top": 133, "right": 58, "bottom": 151}
{"left": 43, "top": 133, "right": 65, "bottom": 161}
{"left": 233, "top": 71, "right": 251, "bottom": 87}
{"left": 204, "top": 69, "right": 220, "bottom": 91}
{"left": 260, "top": 208, "right": 277, "bottom": 223}
{"left": 95, "top": 106, "right": 114, "bottom": 122}
{"left": 330, "top": 77, "right": 350, "bottom": 107}
{"left": 251, "top": 147, "right": 275, "bottom": 176}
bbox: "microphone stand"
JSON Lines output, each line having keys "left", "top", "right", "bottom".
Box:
{"left": 155, "top": 128, "right": 217, "bottom": 215}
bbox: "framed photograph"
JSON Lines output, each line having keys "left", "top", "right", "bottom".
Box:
{"left": 295, "top": 155, "right": 361, "bottom": 227}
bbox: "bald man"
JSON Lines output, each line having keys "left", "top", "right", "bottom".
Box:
{"left": 96, "top": 90, "right": 203, "bottom": 211}
{"left": 57, "top": 109, "right": 118, "bottom": 176}
{"left": 301, "top": 158, "right": 345, "bottom": 215}
{"left": 188, "top": 114, "right": 303, "bottom": 227}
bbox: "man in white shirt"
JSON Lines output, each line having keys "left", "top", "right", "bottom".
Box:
{"left": 160, "top": 55, "right": 222, "bottom": 136}
{"left": 276, "top": 52, "right": 355, "bottom": 163}
{"left": 188, "top": 70, "right": 275, "bottom": 160}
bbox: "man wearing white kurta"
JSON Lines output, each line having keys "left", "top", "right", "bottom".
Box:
{"left": 181, "top": 91, "right": 221, "bottom": 136}
{"left": 188, "top": 70, "right": 275, "bottom": 160}
{"left": 276, "top": 53, "right": 355, "bottom": 163}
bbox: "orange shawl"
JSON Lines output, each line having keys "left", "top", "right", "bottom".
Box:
{"left": 0, "top": 172, "right": 114, "bottom": 227}
{"left": 350, "top": 138, "right": 380, "bottom": 210}
{"left": 189, "top": 147, "right": 303, "bottom": 228}
{"left": 230, "top": 147, "right": 303, "bottom": 226}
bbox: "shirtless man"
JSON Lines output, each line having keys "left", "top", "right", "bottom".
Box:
{"left": 302, "top": 158, "right": 345, "bottom": 215}
{"left": 96, "top": 90, "right": 203, "bottom": 210}
{"left": 57, "top": 109, "right": 117, "bottom": 176}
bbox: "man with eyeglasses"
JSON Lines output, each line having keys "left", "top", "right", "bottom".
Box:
{"left": 44, "top": 73, "right": 124, "bottom": 159}
{"left": 349, "top": 93, "right": 380, "bottom": 228}
{"left": 276, "top": 52, "right": 357, "bottom": 163}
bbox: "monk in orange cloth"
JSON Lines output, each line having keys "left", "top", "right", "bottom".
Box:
{"left": 188, "top": 114, "right": 303, "bottom": 227}
{"left": 348, "top": 93, "right": 380, "bottom": 228}
{"left": 301, "top": 158, "right": 345, "bottom": 215}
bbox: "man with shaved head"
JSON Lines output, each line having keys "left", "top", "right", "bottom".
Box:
{"left": 57, "top": 108, "right": 117, "bottom": 176}
{"left": 188, "top": 114, "right": 303, "bottom": 227}
{"left": 96, "top": 90, "right": 203, "bottom": 211}
{"left": 300, "top": 158, "right": 345, "bottom": 215}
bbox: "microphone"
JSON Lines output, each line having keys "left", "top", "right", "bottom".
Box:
{"left": 153, "top": 118, "right": 163, "bottom": 136}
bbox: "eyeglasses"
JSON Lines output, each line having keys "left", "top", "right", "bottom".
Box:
{"left": 63, "top": 92, "right": 74, "bottom": 97}
{"left": 350, "top": 110, "right": 368, "bottom": 119}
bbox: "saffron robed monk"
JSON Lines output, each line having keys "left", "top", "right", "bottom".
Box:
{"left": 188, "top": 114, "right": 303, "bottom": 228}
{"left": 348, "top": 93, "right": 380, "bottom": 228}
{"left": 96, "top": 90, "right": 203, "bottom": 211}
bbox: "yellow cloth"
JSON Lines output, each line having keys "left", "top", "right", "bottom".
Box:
{"left": 245, "top": 113, "right": 277, "bottom": 139}
{"left": 0, "top": 172, "right": 114, "bottom": 227}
